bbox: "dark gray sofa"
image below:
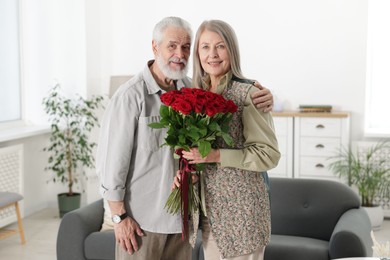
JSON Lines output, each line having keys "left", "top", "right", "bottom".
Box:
{"left": 57, "top": 178, "right": 373, "bottom": 260}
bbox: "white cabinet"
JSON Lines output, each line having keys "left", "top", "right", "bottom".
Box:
{"left": 270, "top": 117, "right": 294, "bottom": 178}
{"left": 269, "top": 112, "right": 350, "bottom": 180}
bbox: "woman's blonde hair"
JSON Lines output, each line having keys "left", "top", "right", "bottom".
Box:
{"left": 192, "top": 20, "right": 246, "bottom": 88}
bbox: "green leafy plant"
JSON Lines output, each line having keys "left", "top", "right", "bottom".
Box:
{"left": 43, "top": 84, "right": 104, "bottom": 196}
{"left": 328, "top": 140, "right": 390, "bottom": 207}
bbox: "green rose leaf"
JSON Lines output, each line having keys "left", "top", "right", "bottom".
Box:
{"left": 166, "top": 135, "right": 178, "bottom": 146}
{"left": 198, "top": 117, "right": 209, "bottom": 126}
{"left": 209, "top": 121, "right": 221, "bottom": 132}
{"left": 160, "top": 117, "right": 169, "bottom": 125}
{"left": 198, "top": 140, "right": 211, "bottom": 158}
{"left": 221, "top": 123, "right": 229, "bottom": 133}
{"left": 221, "top": 132, "right": 233, "bottom": 146}
{"left": 188, "top": 128, "right": 200, "bottom": 141}
{"left": 198, "top": 126, "right": 207, "bottom": 137}
{"left": 160, "top": 105, "right": 170, "bottom": 118}
{"left": 178, "top": 134, "right": 186, "bottom": 144}
{"left": 148, "top": 122, "right": 166, "bottom": 129}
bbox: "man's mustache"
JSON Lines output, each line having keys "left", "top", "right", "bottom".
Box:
{"left": 169, "top": 57, "right": 187, "bottom": 65}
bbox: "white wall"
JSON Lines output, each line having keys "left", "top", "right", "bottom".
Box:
{"left": 88, "top": 0, "right": 368, "bottom": 141}
{"left": 21, "top": 0, "right": 87, "bottom": 125}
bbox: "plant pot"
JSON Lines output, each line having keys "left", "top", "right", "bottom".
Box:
{"left": 57, "top": 193, "right": 81, "bottom": 218}
{"left": 363, "top": 205, "right": 384, "bottom": 231}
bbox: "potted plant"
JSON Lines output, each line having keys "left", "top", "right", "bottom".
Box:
{"left": 328, "top": 140, "right": 390, "bottom": 230}
{"left": 43, "top": 84, "right": 104, "bottom": 217}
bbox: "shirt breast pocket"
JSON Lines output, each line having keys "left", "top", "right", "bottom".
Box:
{"left": 138, "top": 116, "right": 166, "bottom": 152}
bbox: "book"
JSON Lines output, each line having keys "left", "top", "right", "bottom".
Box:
{"left": 299, "top": 105, "right": 332, "bottom": 113}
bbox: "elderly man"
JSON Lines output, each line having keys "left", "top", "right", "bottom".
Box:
{"left": 96, "top": 16, "right": 274, "bottom": 260}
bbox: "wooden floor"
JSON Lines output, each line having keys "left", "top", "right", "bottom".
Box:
{"left": 0, "top": 208, "right": 389, "bottom": 260}
{"left": 0, "top": 208, "right": 59, "bottom": 260}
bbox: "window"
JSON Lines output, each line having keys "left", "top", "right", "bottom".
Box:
{"left": 365, "top": 0, "right": 390, "bottom": 137}
{"left": 0, "top": 0, "right": 21, "bottom": 125}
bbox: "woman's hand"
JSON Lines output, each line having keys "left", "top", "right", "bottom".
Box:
{"left": 171, "top": 170, "right": 199, "bottom": 191}
{"left": 182, "top": 148, "right": 221, "bottom": 164}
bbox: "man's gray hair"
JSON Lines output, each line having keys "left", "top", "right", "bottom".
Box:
{"left": 153, "top": 17, "right": 193, "bottom": 45}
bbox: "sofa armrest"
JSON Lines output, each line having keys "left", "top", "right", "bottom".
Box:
{"left": 329, "top": 208, "right": 373, "bottom": 259}
{"left": 57, "top": 199, "right": 104, "bottom": 260}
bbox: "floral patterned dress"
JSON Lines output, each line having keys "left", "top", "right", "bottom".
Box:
{"left": 190, "top": 77, "right": 273, "bottom": 259}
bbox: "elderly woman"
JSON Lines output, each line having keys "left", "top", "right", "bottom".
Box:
{"left": 181, "top": 20, "right": 281, "bottom": 260}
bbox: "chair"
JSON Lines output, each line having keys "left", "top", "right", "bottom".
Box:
{"left": 0, "top": 192, "right": 26, "bottom": 244}
{"left": 109, "top": 75, "right": 133, "bottom": 98}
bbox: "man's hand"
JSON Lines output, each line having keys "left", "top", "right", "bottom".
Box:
{"left": 171, "top": 169, "right": 199, "bottom": 191}
{"left": 114, "top": 216, "right": 144, "bottom": 255}
{"left": 252, "top": 81, "right": 274, "bottom": 112}
{"left": 108, "top": 200, "right": 144, "bottom": 255}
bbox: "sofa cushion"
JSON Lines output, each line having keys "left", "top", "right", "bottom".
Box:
{"left": 265, "top": 235, "right": 329, "bottom": 260}
{"left": 269, "top": 178, "right": 360, "bottom": 241}
{"left": 85, "top": 231, "right": 115, "bottom": 260}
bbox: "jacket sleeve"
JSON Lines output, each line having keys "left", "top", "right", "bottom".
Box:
{"left": 219, "top": 86, "right": 281, "bottom": 172}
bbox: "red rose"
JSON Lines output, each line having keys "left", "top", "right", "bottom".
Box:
{"left": 192, "top": 88, "right": 205, "bottom": 95}
{"left": 183, "top": 93, "right": 197, "bottom": 106}
{"left": 205, "top": 105, "right": 218, "bottom": 116}
{"left": 226, "top": 100, "right": 238, "bottom": 113}
{"left": 181, "top": 87, "right": 194, "bottom": 94}
{"left": 171, "top": 98, "right": 192, "bottom": 115}
{"left": 161, "top": 91, "right": 177, "bottom": 106}
{"left": 209, "top": 99, "right": 225, "bottom": 114}
{"left": 194, "top": 100, "right": 204, "bottom": 114}
{"left": 159, "top": 87, "right": 237, "bottom": 116}
{"left": 205, "top": 91, "right": 217, "bottom": 102}
{"left": 205, "top": 100, "right": 225, "bottom": 116}
{"left": 195, "top": 92, "right": 207, "bottom": 102}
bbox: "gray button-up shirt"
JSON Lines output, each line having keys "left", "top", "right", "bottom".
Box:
{"left": 96, "top": 61, "right": 191, "bottom": 233}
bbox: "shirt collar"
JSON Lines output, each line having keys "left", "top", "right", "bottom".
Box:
{"left": 143, "top": 60, "right": 162, "bottom": 95}
{"left": 200, "top": 71, "right": 233, "bottom": 95}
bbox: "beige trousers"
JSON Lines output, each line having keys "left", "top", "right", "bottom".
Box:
{"left": 115, "top": 230, "right": 191, "bottom": 260}
{"left": 202, "top": 217, "right": 265, "bottom": 260}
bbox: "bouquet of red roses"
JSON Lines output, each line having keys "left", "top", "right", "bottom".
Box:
{"left": 149, "top": 87, "right": 237, "bottom": 238}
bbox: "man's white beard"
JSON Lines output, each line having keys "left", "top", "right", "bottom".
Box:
{"left": 156, "top": 55, "right": 188, "bottom": 80}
